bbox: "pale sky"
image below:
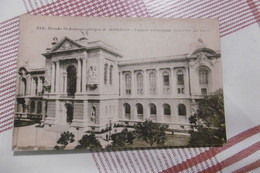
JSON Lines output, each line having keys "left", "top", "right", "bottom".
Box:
{"left": 18, "top": 15, "right": 221, "bottom": 69}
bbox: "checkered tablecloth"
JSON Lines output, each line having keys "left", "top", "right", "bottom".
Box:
{"left": 0, "top": 0, "right": 259, "bottom": 172}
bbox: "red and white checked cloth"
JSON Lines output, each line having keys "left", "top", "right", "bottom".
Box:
{"left": 0, "top": 0, "right": 259, "bottom": 172}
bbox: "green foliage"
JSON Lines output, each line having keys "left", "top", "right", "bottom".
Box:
{"left": 110, "top": 128, "right": 135, "bottom": 148}
{"left": 76, "top": 133, "right": 102, "bottom": 149}
{"left": 189, "top": 89, "right": 226, "bottom": 146}
{"left": 134, "top": 120, "right": 168, "bottom": 147}
{"left": 55, "top": 131, "right": 75, "bottom": 150}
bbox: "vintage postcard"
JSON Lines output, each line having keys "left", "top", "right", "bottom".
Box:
{"left": 13, "top": 15, "right": 226, "bottom": 151}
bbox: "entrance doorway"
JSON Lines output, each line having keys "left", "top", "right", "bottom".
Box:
{"left": 67, "top": 65, "right": 77, "bottom": 96}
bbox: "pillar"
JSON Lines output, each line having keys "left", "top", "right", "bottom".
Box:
{"left": 143, "top": 70, "right": 147, "bottom": 96}
{"left": 62, "top": 74, "right": 66, "bottom": 93}
{"left": 131, "top": 103, "right": 137, "bottom": 121}
{"left": 51, "top": 62, "right": 55, "bottom": 93}
{"left": 119, "top": 72, "right": 123, "bottom": 96}
{"left": 156, "top": 68, "right": 160, "bottom": 96}
{"left": 65, "top": 73, "right": 67, "bottom": 94}
{"left": 82, "top": 58, "right": 87, "bottom": 93}
{"left": 184, "top": 67, "right": 189, "bottom": 95}
{"left": 55, "top": 61, "right": 60, "bottom": 94}
{"left": 33, "top": 78, "right": 36, "bottom": 95}
{"left": 41, "top": 100, "right": 46, "bottom": 122}
{"left": 170, "top": 68, "right": 173, "bottom": 96}
{"left": 77, "top": 58, "right": 82, "bottom": 93}
{"left": 24, "top": 98, "right": 29, "bottom": 114}
{"left": 27, "top": 74, "right": 31, "bottom": 96}
{"left": 131, "top": 70, "right": 135, "bottom": 96}
{"left": 37, "top": 77, "right": 41, "bottom": 95}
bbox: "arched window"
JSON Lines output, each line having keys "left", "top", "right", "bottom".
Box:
{"left": 136, "top": 103, "right": 143, "bottom": 120}
{"left": 21, "top": 78, "right": 27, "bottom": 95}
{"left": 199, "top": 68, "right": 209, "bottom": 84}
{"left": 137, "top": 72, "right": 144, "bottom": 95}
{"left": 177, "top": 70, "right": 184, "bottom": 85}
{"left": 30, "top": 101, "right": 35, "bottom": 113}
{"left": 149, "top": 72, "right": 156, "bottom": 95}
{"left": 124, "top": 103, "right": 131, "bottom": 119}
{"left": 109, "top": 65, "right": 113, "bottom": 85}
{"left": 178, "top": 104, "right": 186, "bottom": 116}
{"left": 150, "top": 103, "right": 157, "bottom": 115}
{"left": 163, "top": 72, "right": 169, "bottom": 86}
{"left": 104, "top": 64, "right": 108, "bottom": 84}
{"left": 37, "top": 101, "right": 42, "bottom": 114}
{"left": 67, "top": 65, "right": 77, "bottom": 96}
{"left": 163, "top": 103, "right": 171, "bottom": 115}
{"left": 136, "top": 103, "right": 143, "bottom": 115}
{"left": 125, "top": 73, "right": 131, "bottom": 95}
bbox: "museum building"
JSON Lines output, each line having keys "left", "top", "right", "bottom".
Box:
{"left": 15, "top": 36, "right": 222, "bottom": 132}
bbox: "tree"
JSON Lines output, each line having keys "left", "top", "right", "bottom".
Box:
{"left": 75, "top": 133, "right": 102, "bottom": 150}
{"left": 134, "top": 120, "right": 168, "bottom": 147}
{"left": 110, "top": 128, "right": 135, "bottom": 148}
{"left": 55, "top": 131, "right": 75, "bottom": 150}
{"left": 189, "top": 89, "right": 226, "bottom": 146}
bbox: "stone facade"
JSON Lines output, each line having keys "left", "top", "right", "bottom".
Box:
{"left": 15, "top": 36, "right": 222, "bottom": 132}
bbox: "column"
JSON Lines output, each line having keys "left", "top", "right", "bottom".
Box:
{"left": 131, "top": 70, "right": 135, "bottom": 96}
{"left": 170, "top": 68, "right": 174, "bottom": 96}
{"left": 144, "top": 103, "right": 149, "bottom": 120}
{"left": 156, "top": 68, "right": 160, "bottom": 96}
{"left": 32, "top": 78, "right": 36, "bottom": 96}
{"left": 76, "top": 58, "right": 82, "bottom": 93}
{"left": 131, "top": 103, "right": 137, "bottom": 121}
{"left": 82, "top": 58, "right": 87, "bottom": 93}
{"left": 64, "top": 73, "right": 67, "bottom": 94}
{"left": 143, "top": 70, "right": 147, "bottom": 96}
{"left": 55, "top": 61, "right": 60, "bottom": 94}
{"left": 62, "top": 74, "right": 66, "bottom": 93}
{"left": 37, "top": 77, "right": 41, "bottom": 95}
{"left": 172, "top": 69, "right": 176, "bottom": 96}
{"left": 24, "top": 98, "right": 29, "bottom": 114}
{"left": 51, "top": 62, "right": 55, "bottom": 93}
{"left": 119, "top": 72, "right": 123, "bottom": 96}
{"left": 41, "top": 100, "right": 46, "bottom": 122}
{"left": 30, "top": 78, "right": 33, "bottom": 95}
{"left": 27, "top": 74, "right": 31, "bottom": 96}
{"left": 184, "top": 67, "right": 189, "bottom": 95}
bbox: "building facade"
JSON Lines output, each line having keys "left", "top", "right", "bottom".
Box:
{"left": 15, "top": 36, "right": 222, "bottom": 132}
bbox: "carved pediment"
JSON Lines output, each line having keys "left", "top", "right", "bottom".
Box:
{"left": 190, "top": 48, "right": 219, "bottom": 67}
{"left": 51, "top": 37, "right": 83, "bottom": 52}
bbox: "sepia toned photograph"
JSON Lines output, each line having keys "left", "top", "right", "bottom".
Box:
{"left": 13, "top": 15, "right": 226, "bottom": 151}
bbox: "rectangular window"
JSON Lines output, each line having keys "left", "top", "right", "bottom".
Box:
{"left": 163, "top": 75, "right": 169, "bottom": 86}
{"left": 201, "top": 88, "right": 207, "bottom": 95}
{"left": 125, "top": 74, "right": 131, "bottom": 95}
{"left": 137, "top": 73, "right": 144, "bottom": 95}
{"left": 178, "top": 88, "right": 184, "bottom": 94}
{"left": 177, "top": 74, "right": 184, "bottom": 85}
{"left": 149, "top": 72, "right": 156, "bottom": 95}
